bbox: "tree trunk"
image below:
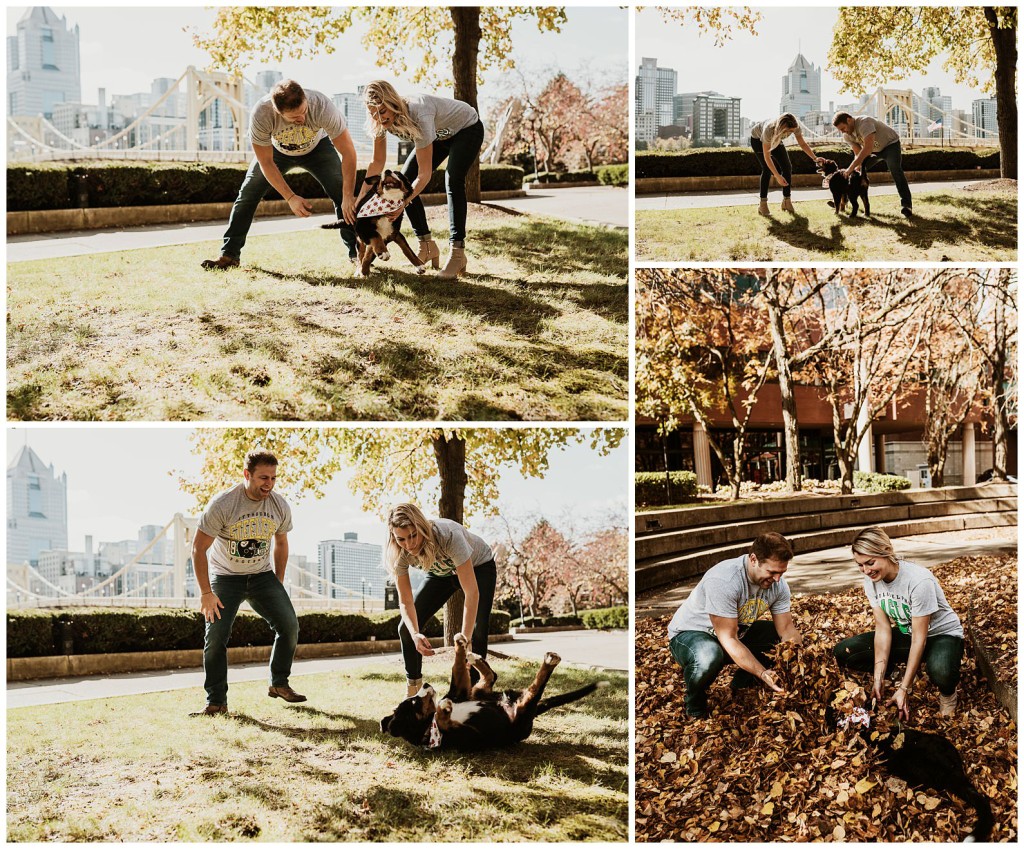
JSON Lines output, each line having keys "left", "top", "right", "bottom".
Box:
{"left": 451, "top": 6, "right": 482, "bottom": 202}
{"left": 986, "top": 7, "right": 1017, "bottom": 179}
{"left": 767, "top": 304, "right": 803, "bottom": 491}
{"left": 433, "top": 432, "right": 468, "bottom": 645}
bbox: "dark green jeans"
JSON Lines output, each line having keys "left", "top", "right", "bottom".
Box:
{"left": 833, "top": 630, "right": 963, "bottom": 695}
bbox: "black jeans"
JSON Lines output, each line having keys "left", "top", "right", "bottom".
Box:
{"left": 401, "top": 119, "right": 486, "bottom": 243}
{"left": 398, "top": 558, "right": 497, "bottom": 681}
{"left": 750, "top": 137, "right": 793, "bottom": 199}
{"left": 834, "top": 630, "right": 963, "bottom": 695}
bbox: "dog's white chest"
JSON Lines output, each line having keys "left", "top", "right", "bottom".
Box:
{"left": 449, "top": 701, "right": 485, "bottom": 725}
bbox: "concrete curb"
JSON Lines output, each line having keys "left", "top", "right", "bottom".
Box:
{"left": 635, "top": 169, "right": 1001, "bottom": 196}
{"left": 526, "top": 181, "right": 603, "bottom": 190}
{"left": 6, "top": 190, "right": 528, "bottom": 236}
{"left": 511, "top": 625, "right": 587, "bottom": 634}
{"left": 7, "top": 633, "right": 515, "bottom": 681}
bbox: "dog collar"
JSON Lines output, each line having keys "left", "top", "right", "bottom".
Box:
{"left": 822, "top": 172, "right": 837, "bottom": 189}
{"left": 421, "top": 716, "right": 443, "bottom": 750}
{"left": 836, "top": 706, "right": 871, "bottom": 730}
{"left": 358, "top": 194, "right": 404, "bottom": 218}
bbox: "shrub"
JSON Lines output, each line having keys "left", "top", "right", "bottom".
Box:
{"left": 7, "top": 162, "right": 525, "bottom": 211}
{"left": 635, "top": 470, "right": 700, "bottom": 507}
{"left": 524, "top": 170, "right": 598, "bottom": 184}
{"left": 596, "top": 164, "right": 629, "bottom": 186}
{"left": 511, "top": 614, "right": 582, "bottom": 628}
{"left": 6, "top": 610, "right": 58, "bottom": 657}
{"left": 854, "top": 471, "right": 913, "bottom": 492}
{"left": 580, "top": 606, "right": 628, "bottom": 630}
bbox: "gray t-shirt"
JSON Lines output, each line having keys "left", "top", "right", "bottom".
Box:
{"left": 668, "top": 554, "right": 792, "bottom": 639}
{"left": 403, "top": 94, "right": 479, "bottom": 149}
{"left": 394, "top": 518, "right": 494, "bottom": 578}
{"left": 198, "top": 483, "right": 294, "bottom": 576}
{"left": 842, "top": 116, "right": 900, "bottom": 154}
{"left": 750, "top": 118, "right": 793, "bottom": 149}
{"left": 249, "top": 89, "right": 346, "bottom": 156}
{"left": 864, "top": 559, "right": 963, "bottom": 638}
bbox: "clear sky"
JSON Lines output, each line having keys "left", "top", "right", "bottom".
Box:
{"left": 636, "top": 6, "right": 992, "bottom": 122}
{"left": 7, "top": 6, "right": 627, "bottom": 110}
{"left": 7, "top": 427, "right": 629, "bottom": 561}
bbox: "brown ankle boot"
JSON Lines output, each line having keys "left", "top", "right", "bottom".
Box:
{"left": 416, "top": 238, "right": 440, "bottom": 269}
{"left": 439, "top": 246, "right": 467, "bottom": 279}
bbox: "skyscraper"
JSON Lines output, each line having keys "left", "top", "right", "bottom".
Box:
{"left": 7, "top": 6, "right": 81, "bottom": 118}
{"left": 779, "top": 53, "right": 821, "bottom": 119}
{"left": 318, "top": 533, "right": 386, "bottom": 602}
{"left": 972, "top": 98, "right": 999, "bottom": 139}
{"left": 635, "top": 57, "right": 677, "bottom": 144}
{"left": 7, "top": 445, "right": 68, "bottom": 567}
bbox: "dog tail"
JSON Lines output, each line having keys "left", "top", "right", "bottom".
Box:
{"left": 536, "top": 680, "right": 608, "bottom": 715}
{"left": 320, "top": 220, "right": 347, "bottom": 230}
{"left": 958, "top": 784, "right": 993, "bottom": 842}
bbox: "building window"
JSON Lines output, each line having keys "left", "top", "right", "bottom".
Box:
{"left": 41, "top": 28, "right": 58, "bottom": 70}
{"left": 28, "top": 475, "right": 45, "bottom": 518}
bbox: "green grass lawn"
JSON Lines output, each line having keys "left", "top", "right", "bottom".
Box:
{"left": 7, "top": 205, "right": 627, "bottom": 421}
{"left": 636, "top": 185, "right": 1017, "bottom": 261}
{"left": 6, "top": 656, "right": 628, "bottom": 842}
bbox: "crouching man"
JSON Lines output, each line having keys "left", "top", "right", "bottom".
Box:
{"left": 667, "top": 532, "right": 803, "bottom": 718}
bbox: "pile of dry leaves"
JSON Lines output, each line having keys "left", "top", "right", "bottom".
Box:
{"left": 635, "top": 555, "right": 1018, "bottom": 842}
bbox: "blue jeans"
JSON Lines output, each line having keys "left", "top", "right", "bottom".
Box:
{"left": 865, "top": 140, "right": 912, "bottom": 209}
{"left": 401, "top": 119, "right": 486, "bottom": 243}
{"left": 221, "top": 136, "right": 357, "bottom": 259}
{"left": 750, "top": 137, "right": 793, "bottom": 199}
{"left": 669, "top": 620, "right": 782, "bottom": 717}
{"left": 398, "top": 559, "right": 497, "bottom": 681}
{"left": 204, "top": 570, "right": 300, "bottom": 706}
{"left": 833, "top": 630, "right": 963, "bottom": 696}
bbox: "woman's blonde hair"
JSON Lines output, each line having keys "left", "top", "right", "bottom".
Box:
{"left": 851, "top": 526, "right": 899, "bottom": 565}
{"left": 384, "top": 502, "right": 438, "bottom": 575}
{"left": 363, "top": 80, "right": 423, "bottom": 142}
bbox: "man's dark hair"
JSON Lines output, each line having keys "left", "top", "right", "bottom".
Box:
{"left": 245, "top": 449, "right": 279, "bottom": 473}
{"left": 751, "top": 532, "right": 794, "bottom": 563}
{"left": 832, "top": 110, "right": 853, "bottom": 128}
{"left": 271, "top": 80, "right": 306, "bottom": 113}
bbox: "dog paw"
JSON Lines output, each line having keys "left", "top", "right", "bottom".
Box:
{"left": 544, "top": 652, "right": 561, "bottom": 667}
{"left": 437, "top": 698, "right": 453, "bottom": 714}
{"left": 454, "top": 633, "right": 469, "bottom": 649}
{"left": 466, "top": 652, "right": 482, "bottom": 663}
{"left": 415, "top": 264, "right": 427, "bottom": 275}
{"left": 379, "top": 250, "right": 390, "bottom": 261}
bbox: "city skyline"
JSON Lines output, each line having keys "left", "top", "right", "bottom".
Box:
{"left": 5, "top": 428, "right": 629, "bottom": 565}
{"left": 636, "top": 6, "right": 992, "bottom": 124}
{"left": 7, "top": 6, "right": 627, "bottom": 116}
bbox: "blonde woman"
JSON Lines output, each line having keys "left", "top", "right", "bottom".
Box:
{"left": 749, "top": 112, "right": 822, "bottom": 216}
{"left": 385, "top": 503, "right": 497, "bottom": 696}
{"left": 363, "top": 81, "right": 485, "bottom": 279}
{"left": 834, "top": 527, "right": 964, "bottom": 717}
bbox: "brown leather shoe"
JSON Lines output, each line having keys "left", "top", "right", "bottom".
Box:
{"left": 192, "top": 704, "right": 228, "bottom": 716}
{"left": 200, "top": 255, "right": 240, "bottom": 270}
{"left": 268, "top": 685, "right": 307, "bottom": 703}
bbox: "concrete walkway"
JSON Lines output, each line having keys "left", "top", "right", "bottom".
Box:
{"left": 7, "top": 629, "right": 628, "bottom": 709}
{"left": 636, "top": 526, "right": 1018, "bottom": 620}
{"left": 6, "top": 186, "right": 627, "bottom": 263}
{"left": 635, "top": 179, "right": 992, "bottom": 212}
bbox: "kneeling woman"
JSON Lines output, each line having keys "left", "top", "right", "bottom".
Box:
{"left": 363, "top": 81, "right": 485, "bottom": 279}
{"left": 834, "top": 527, "right": 964, "bottom": 717}
{"left": 385, "top": 503, "right": 497, "bottom": 696}
{"left": 749, "top": 112, "right": 820, "bottom": 216}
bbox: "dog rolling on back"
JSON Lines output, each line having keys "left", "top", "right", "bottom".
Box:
{"left": 828, "top": 685, "right": 993, "bottom": 842}
{"left": 817, "top": 159, "right": 870, "bottom": 217}
{"left": 322, "top": 170, "right": 425, "bottom": 277}
{"left": 380, "top": 634, "right": 605, "bottom": 753}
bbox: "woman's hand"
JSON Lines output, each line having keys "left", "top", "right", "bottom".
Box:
{"left": 413, "top": 632, "right": 434, "bottom": 656}
{"left": 774, "top": 174, "right": 789, "bottom": 188}
{"left": 890, "top": 686, "right": 911, "bottom": 721}
{"left": 871, "top": 678, "right": 885, "bottom": 704}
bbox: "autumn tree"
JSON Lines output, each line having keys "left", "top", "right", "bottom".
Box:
{"left": 636, "top": 268, "right": 775, "bottom": 500}
{"left": 654, "top": 7, "right": 762, "bottom": 46}
{"left": 179, "top": 427, "right": 624, "bottom": 639}
{"left": 192, "top": 6, "right": 568, "bottom": 200}
{"left": 829, "top": 7, "right": 1017, "bottom": 178}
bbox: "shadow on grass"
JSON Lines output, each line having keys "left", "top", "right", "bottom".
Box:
{"left": 7, "top": 383, "right": 43, "bottom": 420}
{"left": 765, "top": 211, "right": 846, "bottom": 255}
{"left": 896, "top": 193, "right": 1018, "bottom": 253}
{"left": 474, "top": 219, "right": 628, "bottom": 280}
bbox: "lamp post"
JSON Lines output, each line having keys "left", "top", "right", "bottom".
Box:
{"left": 524, "top": 107, "right": 540, "bottom": 181}
{"left": 361, "top": 578, "right": 366, "bottom": 612}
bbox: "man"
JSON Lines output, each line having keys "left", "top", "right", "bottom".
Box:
{"left": 192, "top": 449, "right": 305, "bottom": 715}
{"left": 832, "top": 111, "right": 913, "bottom": 217}
{"left": 201, "top": 79, "right": 358, "bottom": 270}
{"left": 667, "top": 532, "right": 803, "bottom": 718}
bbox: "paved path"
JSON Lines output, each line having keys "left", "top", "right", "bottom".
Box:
{"left": 635, "top": 179, "right": 992, "bottom": 211}
{"left": 6, "top": 186, "right": 627, "bottom": 263}
{"left": 636, "top": 527, "right": 1018, "bottom": 620}
{"left": 7, "top": 629, "right": 627, "bottom": 709}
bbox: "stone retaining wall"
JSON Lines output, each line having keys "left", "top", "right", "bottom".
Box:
{"left": 636, "top": 484, "right": 1017, "bottom": 592}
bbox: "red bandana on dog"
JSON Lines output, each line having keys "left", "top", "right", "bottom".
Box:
{"left": 421, "top": 715, "right": 443, "bottom": 750}
{"left": 358, "top": 194, "right": 404, "bottom": 219}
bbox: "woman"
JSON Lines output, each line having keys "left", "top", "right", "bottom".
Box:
{"left": 385, "top": 503, "right": 497, "bottom": 696}
{"left": 363, "top": 81, "right": 486, "bottom": 279}
{"left": 749, "top": 112, "right": 821, "bottom": 216}
{"left": 834, "top": 527, "right": 964, "bottom": 718}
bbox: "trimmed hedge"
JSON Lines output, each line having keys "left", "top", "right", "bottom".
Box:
{"left": 636, "top": 145, "right": 1000, "bottom": 180}
{"left": 6, "top": 606, "right": 510, "bottom": 657}
{"left": 7, "top": 162, "right": 525, "bottom": 212}
{"left": 580, "top": 606, "right": 628, "bottom": 630}
{"left": 511, "top": 614, "right": 582, "bottom": 628}
{"left": 854, "top": 471, "right": 913, "bottom": 493}
{"left": 596, "top": 163, "right": 629, "bottom": 186}
{"left": 635, "top": 470, "right": 700, "bottom": 507}
{"left": 524, "top": 169, "right": 598, "bottom": 184}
